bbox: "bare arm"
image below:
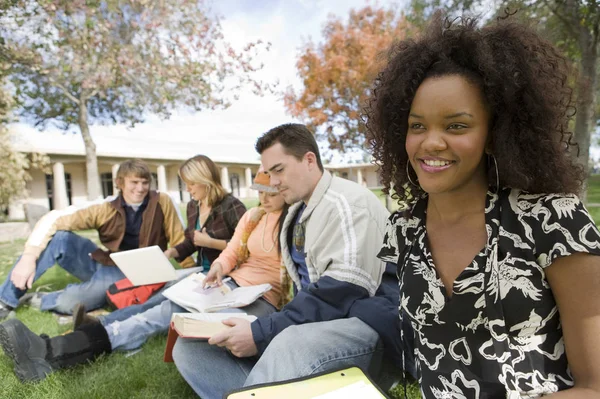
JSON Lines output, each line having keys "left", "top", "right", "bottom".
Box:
{"left": 545, "top": 252, "right": 600, "bottom": 398}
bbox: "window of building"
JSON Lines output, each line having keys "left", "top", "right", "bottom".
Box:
{"left": 341, "top": 172, "right": 349, "bottom": 179}
{"left": 178, "top": 176, "right": 186, "bottom": 202}
{"left": 101, "top": 173, "right": 114, "bottom": 198}
{"left": 45, "top": 173, "right": 73, "bottom": 210}
{"left": 151, "top": 173, "right": 158, "bottom": 191}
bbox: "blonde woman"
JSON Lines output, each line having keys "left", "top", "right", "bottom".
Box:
{"left": 164, "top": 154, "right": 247, "bottom": 271}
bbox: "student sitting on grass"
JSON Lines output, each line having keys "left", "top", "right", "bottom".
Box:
{"left": 368, "top": 12, "right": 600, "bottom": 398}
{"left": 0, "top": 159, "right": 194, "bottom": 319}
{"left": 87, "top": 154, "right": 248, "bottom": 326}
{"left": 0, "top": 171, "right": 288, "bottom": 383}
{"left": 164, "top": 154, "right": 248, "bottom": 271}
{"left": 172, "top": 124, "right": 414, "bottom": 399}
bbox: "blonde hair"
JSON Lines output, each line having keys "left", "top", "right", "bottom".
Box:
{"left": 115, "top": 159, "right": 152, "bottom": 191}
{"left": 178, "top": 155, "right": 226, "bottom": 207}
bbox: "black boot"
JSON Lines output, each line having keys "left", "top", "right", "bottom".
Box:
{"left": 0, "top": 319, "right": 112, "bottom": 382}
{"left": 72, "top": 303, "right": 100, "bottom": 330}
{"left": 0, "top": 301, "right": 14, "bottom": 320}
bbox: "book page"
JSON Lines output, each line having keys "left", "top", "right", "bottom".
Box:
{"left": 204, "top": 284, "right": 272, "bottom": 312}
{"left": 163, "top": 274, "right": 270, "bottom": 313}
{"left": 163, "top": 273, "right": 231, "bottom": 312}
{"left": 310, "top": 381, "right": 384, "bottom": 399}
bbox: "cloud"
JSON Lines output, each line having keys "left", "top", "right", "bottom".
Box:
{"left": 12, "top": 1, "right": 401, "bottom": 163}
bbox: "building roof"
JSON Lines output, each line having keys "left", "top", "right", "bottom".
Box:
{"left": 10, "top": 123, "right": 262, "bottom": 165}
{"left": 9, "top": 123, "right": 379, "bottom": 170}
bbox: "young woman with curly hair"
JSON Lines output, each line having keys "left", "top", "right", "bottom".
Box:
{"left": 368, "top": 13, "right": 600, "bottom": 398}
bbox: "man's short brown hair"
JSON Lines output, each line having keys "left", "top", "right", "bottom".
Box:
{"left": 115, "top": 159, "right": 152, "bottom": 191}
{"left": 255, "top": 123, "right": 324, "bottom": 172}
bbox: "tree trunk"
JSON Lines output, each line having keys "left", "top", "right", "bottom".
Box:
{"left": 573, "top": 29, "right": 598, "bottom": 201}
{"left": 78, "top": 98, "right": 101, "bottom": 200}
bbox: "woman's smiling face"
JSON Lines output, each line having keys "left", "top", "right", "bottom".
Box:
{"left": 406, "top": 74, "right": 491, "bottom": 195}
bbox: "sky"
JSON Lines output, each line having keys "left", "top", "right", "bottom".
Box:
{"left": 12, "top": 0, "right": 405, "bottom": 164}
{"left": 12, "top": 0, "right": 600, "bottom": 163}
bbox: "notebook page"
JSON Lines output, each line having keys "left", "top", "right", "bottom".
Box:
{"left": 310, "top": 381, "right": 383, "bottom": 399}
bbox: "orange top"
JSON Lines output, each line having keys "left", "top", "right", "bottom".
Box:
{"left": 215, "top": 208, "right": 283, "bottom": 308}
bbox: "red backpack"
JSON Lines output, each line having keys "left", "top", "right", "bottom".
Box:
{"left": 105, "top": 278, "right": 166, "bottom": 309}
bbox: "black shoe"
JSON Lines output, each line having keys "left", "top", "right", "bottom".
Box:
{"left": 72, "top": 303, "right": 100, "bottom": 330}
{"left": 0, "top": 319, "right": 112, "bottom": 382}
{"left": 0, "top": 319, "right": 52, "bottom": 382}
{"left": 0, "top": 302, "right": 15, "bottom": 321}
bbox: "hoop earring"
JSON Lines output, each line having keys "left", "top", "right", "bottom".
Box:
{"left": 488, "top": 154, "right": 500, "bottom": 193}
{"left": 406, "top": 162, "right": 419, "bottom": 187}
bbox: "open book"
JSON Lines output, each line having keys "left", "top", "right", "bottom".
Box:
{"left": 164, "top": 312, "right": 257, "bottom": 362}
{"left": 162, "top": 272, "right": 272, "bottom": 313}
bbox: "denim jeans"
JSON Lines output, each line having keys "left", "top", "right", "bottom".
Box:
{"left": 0, "top": 231, "right": 125, "bottom": 314}
{"left": 172, "top": 317, "right": 383, "bottom": 399}
{"left": 105, "top": 279, "right": 277, "bottom": 351}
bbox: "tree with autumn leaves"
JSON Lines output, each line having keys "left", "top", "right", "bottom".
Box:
{"left": 289, "top": 1, "right": 600, "bottom": 197}
{"left": 2, "top": 0, "right": 269, "bottom": 200}
{"left": 284, "top": 5, "right": 414, "bottom": 154}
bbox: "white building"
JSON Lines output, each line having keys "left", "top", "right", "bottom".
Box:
{"left": 7, "top": 126, "right": 381, "bottom": 221}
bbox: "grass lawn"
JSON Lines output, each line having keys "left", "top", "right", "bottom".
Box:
{"left": 0, "top": 231, "right": 419, "bottom": 398}
{"left": 0, "top": 233, "right": 198, "bottom": 399}
{"left": 587, "top": 175, "right": 600, "bottom": 204}
{"left": 4, "top": 175, "right": 600, "bottom": 398}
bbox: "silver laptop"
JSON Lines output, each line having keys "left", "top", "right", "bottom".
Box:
{"left": 109, "top": 246, "right": 178, "bottom": 286}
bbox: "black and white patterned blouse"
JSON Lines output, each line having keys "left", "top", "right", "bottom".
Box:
{"left": 378, "top": 188, "right": 600, "bottom": 398}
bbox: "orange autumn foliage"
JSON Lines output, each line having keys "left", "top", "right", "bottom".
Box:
{"left": 284, "top": 5, "right": 415, "bottom": 153}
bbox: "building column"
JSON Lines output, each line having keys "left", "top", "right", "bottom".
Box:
{"left": 221, "top": 166, "right": 231, "bottom": 192}
{"left": 157, "top": 164, "right": 168, "bottom": 192}
{"left": 8, "top": 201, "right": 26, "bottom": 221}
{"left": 356, "top": 168, "right": 365, "bottom": 187}
{"left": 245, "top": 167, "right": 254, "bottom": 197}
{"left": 52, "top": 162, "right": 69, "bottom": 210}
{"left": 112, "top": 163, "right": 120, "bottom": 194}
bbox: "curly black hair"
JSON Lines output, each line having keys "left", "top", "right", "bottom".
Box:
{"left": 365, "top": 12, "right": 584, "bottom": 205}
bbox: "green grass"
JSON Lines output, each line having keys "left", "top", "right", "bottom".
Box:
{"left": 0, "top": 232, "right": 419, "bottom": 398}
{"left": 4, "top": 178, "right": 600, "bottom": 398}
{"left": 587, "top": 175, "right": 600, "bottom": 204}
{"left": 241, "top": 198, "right": 260, "bottom": 209}
{"left": 0, "top": 234, "right": 197, "bottom": 398}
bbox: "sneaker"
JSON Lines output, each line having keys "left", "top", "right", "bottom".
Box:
{"left": 0, "top": 302, "right": 14, "bottom": 320}
{"left": 18, "top": 292, "right": 45, "bottom": 310}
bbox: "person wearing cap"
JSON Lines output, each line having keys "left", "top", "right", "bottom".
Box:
{"left": 0, "top": 165, "right": 290, "bottom": 383}
{"left": 172, "top": 124, "right": 412, "bottom": 399}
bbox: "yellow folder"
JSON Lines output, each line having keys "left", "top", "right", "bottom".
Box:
{"left": 225, "top": 366, "right": 390, "bottom": 399}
